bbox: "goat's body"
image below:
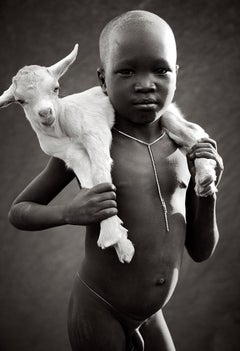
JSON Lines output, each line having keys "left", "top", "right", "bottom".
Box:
{"left": 35, "top": 86, "right": 135, "bottom": 262}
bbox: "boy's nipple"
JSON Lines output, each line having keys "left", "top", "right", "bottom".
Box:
{"left": 155, "top": 277, "right": 166, "bottom": 286}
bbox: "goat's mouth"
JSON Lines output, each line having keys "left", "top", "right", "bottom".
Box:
{"left": 40, "top": 117, "right": 55, "bottom": 127}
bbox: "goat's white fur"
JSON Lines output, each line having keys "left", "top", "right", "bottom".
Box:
{"left": 162, "top": 104, "right": 217, "bottom": 195}
{"left": 0, "top": 44, "right": 217, "bottom": 262}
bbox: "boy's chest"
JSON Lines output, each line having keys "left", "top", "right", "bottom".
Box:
{"left": 111, "top": 134, "right": 190, "bottom": 198}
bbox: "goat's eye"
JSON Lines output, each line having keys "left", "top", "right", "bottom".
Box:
{"left": 54, "top": 86, "right": 59, "bottom": 93}
{"left": 17, "top": 99, "right": 25, "bottom": 105}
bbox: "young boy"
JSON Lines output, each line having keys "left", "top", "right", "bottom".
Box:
{"left": 9, "top": 10, "right": 223, "bottom": 351}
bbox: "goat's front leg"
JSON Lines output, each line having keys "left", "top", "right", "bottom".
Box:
{"left": 83, "top": 131, "right": 135, "bottom": 263}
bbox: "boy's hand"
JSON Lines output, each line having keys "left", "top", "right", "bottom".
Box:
{"left": 187, "top": 138, "right": 224, "bottom": 189}
{"left": 63, "top": 183, "right": 118, "bottom": 225}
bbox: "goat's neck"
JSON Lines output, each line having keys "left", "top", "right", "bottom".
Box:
{"left": 57, "top": 97, "right": 83, "bottom": 138}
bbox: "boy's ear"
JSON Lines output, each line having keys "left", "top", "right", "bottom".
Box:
{"left": 176, "top": 64, "right": 179, "bottom": 75}
{"left": 97, "top": 68, "right": 108, "bottom": 95}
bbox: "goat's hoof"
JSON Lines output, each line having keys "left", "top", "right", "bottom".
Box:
{"left": 97, "top": 236, "right": 120, "bottom": 249}
{"left": 195, "top": 181, "right": 217, "bottom": 197}
{"left": 114, "top": 238, "right": 135, "bottom": 263}
{"left": 98, "top": 219, "right": 128, "bottom": 249}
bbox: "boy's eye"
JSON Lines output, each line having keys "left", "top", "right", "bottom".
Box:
{"left": 118, "top": 69, "right": 134, "bottom": 77}
{"left": 156, "top": 68, "right": 169, "bottom": 75}
{"left": 54, "top": 86, "right": 59, "bottom": 93}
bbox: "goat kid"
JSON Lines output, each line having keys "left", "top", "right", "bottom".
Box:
{"left": 0, "top": 44, "right": 217, "bottom": 263}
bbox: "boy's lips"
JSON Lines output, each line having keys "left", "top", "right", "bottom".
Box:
{"left": 132, "top": 98, "right": 158, "bottom": 110}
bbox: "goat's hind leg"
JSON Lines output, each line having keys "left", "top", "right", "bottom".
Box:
{"left": 162, "top": 105, "right": 217, "bottom": 196}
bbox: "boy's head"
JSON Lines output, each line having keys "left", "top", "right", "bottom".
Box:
{"left": 98, "top": 10, "right": 179, "bottom": 126}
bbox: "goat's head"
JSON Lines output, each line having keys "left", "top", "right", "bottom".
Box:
{"left": 0, "top": 44, "right": 78, "bottom": 131}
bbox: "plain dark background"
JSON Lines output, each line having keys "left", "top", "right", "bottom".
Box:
{"left": 0, "top": 0, "right": 239, "bottom": 350}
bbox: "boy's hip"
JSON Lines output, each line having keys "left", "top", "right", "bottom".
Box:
{"left": 68, "top": 272, "right": 146, "bottom": 350}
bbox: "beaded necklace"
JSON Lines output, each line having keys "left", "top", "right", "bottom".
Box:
{"left": 113, "top": 127, "right": 169, "bottom": 232}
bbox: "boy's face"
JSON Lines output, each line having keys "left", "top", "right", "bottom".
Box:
{"left": 98, "top": 22, "right": 178, "bottom": 126}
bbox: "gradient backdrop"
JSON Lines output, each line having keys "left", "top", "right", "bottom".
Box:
{"left": 0, "top": 0, "right": 239, "bottom": 350}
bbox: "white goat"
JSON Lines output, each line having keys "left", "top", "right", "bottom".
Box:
{"left": 0, "top": 44, "right": 216, "bottom": 262}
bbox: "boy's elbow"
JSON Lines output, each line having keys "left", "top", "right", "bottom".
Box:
{"left": 187, "top": 239, "right": 219, "bottom": 263}
{"left": 8, "top": 204, "right": 25, "bottom": 230}
{"left": 189, "top": 250, "right": 214, "bottom": 263}
{"left": 186, "top": 223, "right": 219, "bottom": 262}
{"left": 8, "top": 206, "right": 19, "bottom": 228}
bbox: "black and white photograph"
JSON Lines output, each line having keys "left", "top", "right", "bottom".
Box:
{"left": 0, "top": 0, "right": 239, "bottom": 350}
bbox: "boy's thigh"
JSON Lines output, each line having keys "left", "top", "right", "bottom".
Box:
{"left": 68, "top": 279, "right": 126, "bottom": 351}
{"left": 140, "top": 310, "right": 176, "bottom": 351}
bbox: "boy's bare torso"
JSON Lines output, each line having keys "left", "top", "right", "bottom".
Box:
{"left": 80, "top": 128, "right": 190, "bottom": 319}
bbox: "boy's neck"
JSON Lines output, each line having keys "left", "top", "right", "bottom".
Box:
{"left": 114, "top": 118, "right": 163, "bottom": 144}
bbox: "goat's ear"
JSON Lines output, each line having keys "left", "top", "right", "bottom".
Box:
{"left": 0, "top": 85, "right": 15, "bottom": 108}
{"left": 48, "top": 44, "right": 79, "bottom": 79}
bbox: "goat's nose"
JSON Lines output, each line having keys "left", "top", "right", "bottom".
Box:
{"left": 39, "top": 108, "right": 52, "bottom": 118}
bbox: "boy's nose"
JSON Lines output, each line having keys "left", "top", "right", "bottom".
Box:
{"left": 134, "top": 81, "right": 156, "bottom": 93}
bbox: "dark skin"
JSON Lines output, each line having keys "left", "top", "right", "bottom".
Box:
{"left": 9, "top": 18, "right": 223, "bottom": 351}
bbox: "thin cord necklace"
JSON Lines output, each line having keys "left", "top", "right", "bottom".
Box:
{"left": 113, "top": 127, "right": 169, "bottom": 232}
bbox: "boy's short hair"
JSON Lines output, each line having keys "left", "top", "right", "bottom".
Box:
{"left": 99, "top": 10, "right": 172, "bottom": 68}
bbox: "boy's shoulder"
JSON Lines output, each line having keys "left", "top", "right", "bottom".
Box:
{"left": 47, "top": 157, "right": 75, "bottom": 179}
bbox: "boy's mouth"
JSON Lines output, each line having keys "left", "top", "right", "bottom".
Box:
{"left": 133, "top": 98, "right": 158, "bottom": 110}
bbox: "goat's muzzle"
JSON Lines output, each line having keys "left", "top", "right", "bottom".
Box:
{"left": 39, "top": 108, "right": 55, "bottom": 126}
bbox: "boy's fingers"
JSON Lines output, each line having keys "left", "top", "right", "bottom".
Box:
{"left": 199, "top": 186, "right": 215, "bottom": 197}
{"left": 189, "top": 151, "right": 217, "bottom": 160}
{"left": 200, "top": 176, "right": 214, "bottom": 187}
{"left": 98, "top": 191, "right": 117, "bottom": 201}
{"left": 190, "top": 143, "right": 216, "bottom": 153}
{"left": 98, "top": 200, "right": 117, "bottom": 209}
{"left": 197, "top": 138, "right": 217, "bottom": 150}
{"left": 95, "top": 208, "right": 118, "bottom": 221}
{"left": 91, "top": 183, "right": 116, "bottom": 194}
{"left": 189, "top": 147, "right": 215, "bottom": 155}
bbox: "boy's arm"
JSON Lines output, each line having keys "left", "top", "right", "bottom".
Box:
{"left": 185, "top": 138, "right": 224, "bottom": 262}
{"left": 8, "top": 157, "right": 75, "bottom": 230}
{"left": 185, "top": 181, "right": 219, "bottom": 262}
{"left": 9, "top": 157, "right": 117, "bottom": 231}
